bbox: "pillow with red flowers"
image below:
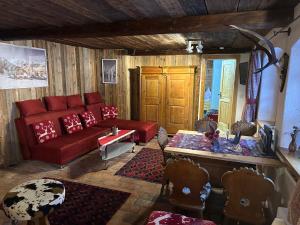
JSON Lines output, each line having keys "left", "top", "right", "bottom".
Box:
{"left": 61, "top": 113, "right": 83, "bottom": 134}
{"left": 101, "top": 106, "right": 118, "bottom": 120}
{"left": 32, "top": 120, "right": 58, "bottom": 144}
{"left": 80, "top": 111, "right": 97, "bottom": 128}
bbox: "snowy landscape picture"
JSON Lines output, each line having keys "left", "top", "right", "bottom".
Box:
{"left": 0, "top": 43, "right": 48, "bottom": 89}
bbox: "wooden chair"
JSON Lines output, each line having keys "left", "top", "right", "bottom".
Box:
{"left": 162, "top": 158, "right": 211, "bottom": 218}
{"left": 195, "top": 118, "right": 218, "bottom": 133}
{"left": 157, "top": 127, "right": 169, "bottom": 166}
{"left": 221, "top": 167, "right": 275, "bottom": 225}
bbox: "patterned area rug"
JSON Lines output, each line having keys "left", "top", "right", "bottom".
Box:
{"left": 115, "top": 148, "right": 164, "bottom": 183}
{"left": 47, "top": 179, "right": 130, "bottom": 225}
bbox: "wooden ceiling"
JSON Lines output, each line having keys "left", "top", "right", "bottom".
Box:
{"left": 0, "top": 0, "right": 298, "bottom": 55}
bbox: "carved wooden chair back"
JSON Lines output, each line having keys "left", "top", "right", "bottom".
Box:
{"left": 221, "top": 167, "right": 275, "bottom": 225}
{"left": 195, "top": 118, "right": 218, "bottom": 133}
{"left": 163, "top": 158, "right": 209, "bottom": 211}
{"left": 157, "top": 127, "right": 169, "bottom": 165}
{"left": 231, "top": 120, "right": 257, "bottom": 136}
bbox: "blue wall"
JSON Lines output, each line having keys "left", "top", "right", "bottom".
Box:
{"left": 210, "top": 60, "right": 222, "bottom": 110}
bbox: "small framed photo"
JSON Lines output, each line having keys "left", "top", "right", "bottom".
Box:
{"left": 102, "top": 59, "right": 117, "bottom": 84}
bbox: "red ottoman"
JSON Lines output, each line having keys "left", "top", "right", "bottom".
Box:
{"left": 146, "top": 211, "right": 216, "bottom": 225}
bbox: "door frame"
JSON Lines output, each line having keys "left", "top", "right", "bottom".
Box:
{"left": 199, "top": 54, "right": 240, "bottom": 128}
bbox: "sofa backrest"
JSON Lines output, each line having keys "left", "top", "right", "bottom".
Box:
{"left": 85, "top": 103, "right": 106, "bottom": 123}
{"left": 15, "top": 106, "right": 85, "bottom": 160}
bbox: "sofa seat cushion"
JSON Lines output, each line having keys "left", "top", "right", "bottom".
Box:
{"left": 31, "top": 127, "right": 110, "bottom": 165}
{"left": 97, "top": 119, "right": 157, "bottom": 143}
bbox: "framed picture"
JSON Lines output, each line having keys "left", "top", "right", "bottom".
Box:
{"left": 0, "top": 42, "right": 48, "bottom": 89}
{"left": 102, "top": 59, "right": 117, "bottom": 84}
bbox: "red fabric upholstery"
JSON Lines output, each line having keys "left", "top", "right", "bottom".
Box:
{"left": 84, "top": 92, "right": 103, "bottom": 104}
{"left": 16, "top": 99, "right": 47, "bottom": 117}
{"left": 44, "top": 96, "right": 67, "bottom": 111}
{"left": 67, "top": 94, "right": 84, "bottom": 108}
{"left": 97, "top": 119, "right": 157, "bottom": 143}
{"left": 61, "top": 113, "right": 83, "bottom": 134}
{"left": 31, "top": 127, "right": 110, "bottom": 165}
{"left": 15, "top": 107, "right": 85, "bottom": 161}
{"left": 101, "top": 105, "right": 118, "bottom": 119}
{"left": 146, "top": 211, "right": 216, "bottom": 225}
{"left": 86, "top": 103, "right": 106, "bottom": 122}
{"left": 80, "top": 111, "right": 97, "bottom": 128}
{"left": 32, "top": 120, "right": 58, "bottom": 144}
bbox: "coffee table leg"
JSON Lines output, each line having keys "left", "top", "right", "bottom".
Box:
{"left": 99, "top": 146, "right": 109, "bottom": 170}
{"left": 131, "top": 133, "right": 135, "bottom": 153}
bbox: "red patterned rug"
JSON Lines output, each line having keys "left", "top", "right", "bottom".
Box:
{"left": 47, "top": 178, "right": 130, "bottom": 225}
{"left": 115, "top": 148, "right": 164, "bottom": 183}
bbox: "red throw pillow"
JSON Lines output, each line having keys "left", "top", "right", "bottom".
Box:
{"left": 80, "top": 111, "right": 97, "bottom": 128}
{"left": 32, "top": 120, "right": 58, "bottom": 144}
{"left": 62, "top": 113, "right": 83, "bottom": 134}
{"left": 16, "top": 99, "right": 47, "bottom": 117}
{"left": 44, "top": 96, "right": 67, "bottom": 111}
{"left": 67, "top": 94, "right": 84, "bottom": 108}
{"left": 84, "top": 92, "right": 103, "bottom": 105}
{"left": 101, "top": 106, "right": 118, "bottom": 120}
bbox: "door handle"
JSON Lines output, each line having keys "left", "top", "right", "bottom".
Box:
{"left": 218, "top": 92, "right": 222, "bottom": 97}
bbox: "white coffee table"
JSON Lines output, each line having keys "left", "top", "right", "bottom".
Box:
{"left": 98, "top": 129, "right": 136, "bottom": 168}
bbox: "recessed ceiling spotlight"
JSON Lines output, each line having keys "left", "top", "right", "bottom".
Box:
{"left": 219, "top": 47, "right": 225, "bottom": 50}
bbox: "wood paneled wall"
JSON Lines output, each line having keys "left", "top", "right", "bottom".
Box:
{"left": 0, "top": 41, "right": 129, "bottom": 167}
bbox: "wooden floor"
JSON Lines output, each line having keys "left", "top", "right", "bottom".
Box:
{"left": 0, "top": 140, "right": 162, "bottom": 225}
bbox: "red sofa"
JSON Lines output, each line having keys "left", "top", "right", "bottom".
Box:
{"left": 84, "top": 92, "right": 157, "bottom": 143}
{"left": 15, "top": 93, "right": 157, "bottom": 165}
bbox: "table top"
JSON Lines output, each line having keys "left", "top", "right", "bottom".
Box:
{"left": 2, "top": 179, "right": 65, "bottom": 221}
{"left": 98, "top": 129, "right": 135, "bottom": 146}
{"left": 164, "top": 130, "right": 282, "bottom": 167}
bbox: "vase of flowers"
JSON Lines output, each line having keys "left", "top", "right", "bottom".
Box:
{"left": 204, "top": 126, "right": 220, "bottom": 152}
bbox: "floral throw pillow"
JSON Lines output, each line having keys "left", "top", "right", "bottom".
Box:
{"left": 32, "top": 120, "right": 58, "bottom": 144}
{"left": 62, "top": 113, "right": 83, "bottom": 134}
{"left": 80, "top": 111, "right": 97, "bottom": 128}
{"left": 101, "top": 106, "right": 118, "bottom": 120}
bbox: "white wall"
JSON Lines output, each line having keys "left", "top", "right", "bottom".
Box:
{"left": 257, "top": 48, "right": 283, "bottom": 122}
{"left": 258, "top": 3, "right": 300, "bottom": 148}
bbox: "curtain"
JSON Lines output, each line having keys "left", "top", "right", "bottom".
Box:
{"left": 242, "top": 50, "right": 263, "bottom": 122}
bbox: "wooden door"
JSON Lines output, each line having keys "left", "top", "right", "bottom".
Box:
{"left": 140, "top": 67, "right": 165, "bottom": 126}
{"left": 218, "top": 60, "right": 236, "bottom": 131}
{"left": 165, "top": 67, "right": 194, "bottom": 134}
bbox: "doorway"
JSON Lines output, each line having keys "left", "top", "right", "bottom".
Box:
{"left": 200, "top": 56, "right": 238, "bottom": 131}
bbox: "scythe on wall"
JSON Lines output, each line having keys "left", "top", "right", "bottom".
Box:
{"left": 229, "top": 25, "right": 278, "bottom": 73}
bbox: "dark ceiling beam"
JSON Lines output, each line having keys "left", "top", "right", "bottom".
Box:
{"left": 0, "top": 9, "right": 293, "bottom": 40}
{"left": 127, "top": 48, "right": 251, "bottom": 56}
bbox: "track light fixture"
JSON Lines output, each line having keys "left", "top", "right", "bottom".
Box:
{"left": 185, "top": 39, "right": 203, "bottom": 54}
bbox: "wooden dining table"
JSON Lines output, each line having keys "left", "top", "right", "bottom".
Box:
{"left": 164, "top": 130, "right": 282, "bottom": 186}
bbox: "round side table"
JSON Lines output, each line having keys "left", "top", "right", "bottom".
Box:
{"left": 2, "top": 179, "right": 65, "bottom": 225}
